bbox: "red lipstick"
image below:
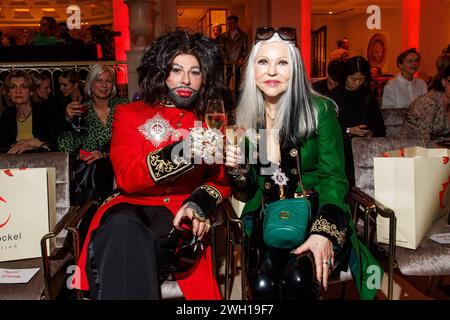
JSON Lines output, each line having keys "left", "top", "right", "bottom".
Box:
{"left": 176, "top": 89, "right": 193, "bottom": 97}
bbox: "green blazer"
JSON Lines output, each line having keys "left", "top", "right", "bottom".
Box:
{"left": 240, "top": 94, "right": 382, "bottom": 300}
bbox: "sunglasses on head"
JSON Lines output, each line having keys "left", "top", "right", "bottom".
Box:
{"left": 255, "top": 26, "right": 297, "bottom": 45}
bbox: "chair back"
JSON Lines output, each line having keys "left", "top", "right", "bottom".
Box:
{"left": 381, "top": 108, "right": 408, "bottom": 137}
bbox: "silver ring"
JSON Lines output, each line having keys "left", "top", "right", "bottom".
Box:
{"left": 322, "top": 260, "right": 330, "bottom": 265}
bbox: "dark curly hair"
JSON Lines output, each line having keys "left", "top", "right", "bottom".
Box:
{"left": 138, "top": 28, "right": 232, "bottom": 117}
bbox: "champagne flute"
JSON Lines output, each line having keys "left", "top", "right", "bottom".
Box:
{"left": 225, "top": 111, "right": 247, "bottom": 175}
{"left": 72, "top": 95, "right": 87, "bottom": 133}
{"left": 205, "top": 99, "right": 226, "bottom": 131}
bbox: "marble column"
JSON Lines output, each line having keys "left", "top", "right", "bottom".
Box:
{"left": 125, "top": 0, "right": 157, "bottom": 99}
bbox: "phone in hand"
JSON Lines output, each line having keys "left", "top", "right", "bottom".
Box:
{"left": 79, "top": 149, "right": 92, "bottom": 161}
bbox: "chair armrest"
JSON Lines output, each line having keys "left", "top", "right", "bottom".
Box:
{"left": 346, "top": 186, "right": 397, "bottom": 300}
{"left": 64, "top": 200, "right": 100, "bottom": 262}
{"left": 40, "top": 200, "right": 99, "bottom": 300}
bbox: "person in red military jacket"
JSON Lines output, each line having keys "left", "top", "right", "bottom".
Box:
{"left": 74, "top": 29, "right": 233, "bottom": 299}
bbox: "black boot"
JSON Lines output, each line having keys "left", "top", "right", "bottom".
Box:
{"left": 282, "top": 252, "right": 320, "bottom": 299}
{"left": 250, "top": 247, "right": 290, "bottom": 300}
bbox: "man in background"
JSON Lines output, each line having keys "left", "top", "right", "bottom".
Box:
{"left": 219, "top": 15, "right": 248, "bottom": 99}
{"left": 330, "top": 37, "right": 350, "bottom": 62}
{"left": 30, "top": 16, "right": 64, "bottom": 46}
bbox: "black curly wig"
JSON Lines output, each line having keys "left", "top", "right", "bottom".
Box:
{"left": 137, "top": 28, "right": 233, "bottom": 117}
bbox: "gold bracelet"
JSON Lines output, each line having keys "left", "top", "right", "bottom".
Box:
{"left": 192, "top": 210, "right": 206, "bottom": 222}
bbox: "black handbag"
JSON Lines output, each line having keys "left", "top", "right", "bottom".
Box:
{"left": 70, "top": 157, "right": 114, "bottom": 205}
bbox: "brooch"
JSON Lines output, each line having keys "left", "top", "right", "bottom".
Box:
{"left": 271, "top": 168, "right": 289, "bottom": 200}
{"left": 271, "top": 168, "right": 289, "bottom": 186}
{"left": 138, "top": 113, "right": 174, "bottom": 147}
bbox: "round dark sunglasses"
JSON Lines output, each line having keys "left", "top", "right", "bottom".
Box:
{"left": 255, "top": 26, "right": 297, "bottom": 44}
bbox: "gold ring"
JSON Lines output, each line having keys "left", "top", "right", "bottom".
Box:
{"left": 322, "top": 260, "right": 330, "bottom": 265}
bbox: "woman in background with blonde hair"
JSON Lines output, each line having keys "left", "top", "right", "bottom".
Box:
{"left": 0, "top": 70, "right": 57, "bottom": 153}
{"left": 58, "top": 63, "right": 128, "bottom": 205}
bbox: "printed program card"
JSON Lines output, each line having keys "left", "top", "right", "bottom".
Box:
{"left": 0, "top": 268, "right": 40, "bottom": 284}
{"left": 430, "top": 233, "right": 450, "bottom": 245}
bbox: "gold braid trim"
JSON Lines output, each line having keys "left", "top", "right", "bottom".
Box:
{"left": 102, "top": 191, "right": 121, "bottom": 205}
{"left": 198, "top": 184, "right": 223, "bottom": 205}
{"left": 311, "top": 218, "right": 346, "bottom": 246}
{"left": 147, "top": 149, "right": 193, "bottom": 183}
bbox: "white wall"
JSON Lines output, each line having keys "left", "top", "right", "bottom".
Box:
{"left": 312, "top": 7, "right": 403, "bottom": 76}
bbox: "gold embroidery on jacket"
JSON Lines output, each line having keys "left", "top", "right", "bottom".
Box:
{"left": 147, "top": 149, "right": 193, "bottom": 183}
{"left": 102, "top": 191, "right": 121, "bottom": 205}
{"left": 311, "top": 218, "right": 346, "bottom": 246}
{"left": 198, "top": 184, "right": 223, "bottom": 205}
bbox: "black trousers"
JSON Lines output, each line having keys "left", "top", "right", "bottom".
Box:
{"left": 85, "top": 203, "right": 179, "bottom": 300}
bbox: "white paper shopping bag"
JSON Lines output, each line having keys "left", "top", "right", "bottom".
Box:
{"left": 0, "top": 168, "right": 56, "bottom": 262}
{"left": 374, "top": 147, "right": 450, "bottom": 249}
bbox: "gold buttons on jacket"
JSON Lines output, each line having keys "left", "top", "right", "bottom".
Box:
{"left": 291, "top": 169, "right": 298, "bottom": 175}
{"left": 163, "top": 197, "right": 170, "bottom": 203}
{"left": 264, "top": 182, "right": 271, "bottom": 190}
{"left": 290, "top": 149, "right": 298, "bottom": 157}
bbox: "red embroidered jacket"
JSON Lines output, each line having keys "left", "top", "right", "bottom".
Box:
{"left": 74, "top": 102, "right": 231, "bottom": 299}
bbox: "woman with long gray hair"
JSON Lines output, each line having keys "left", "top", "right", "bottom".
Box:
{"left": 226, "top": 26, "right": 380, "bottom": 300}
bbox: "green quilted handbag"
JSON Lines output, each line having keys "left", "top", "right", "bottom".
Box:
{"left": 262, "top": 148, "right": 311, "bottom": 249}
{"left": 263, "top": 196, "right": 311, "bottom": 249}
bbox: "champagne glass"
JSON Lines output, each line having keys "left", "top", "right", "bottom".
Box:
{"left": 72, "top": 95, "right": 87, "bottom": 133}
{"left": 205, "top": 99, "right": 226, "bottom": 131}
{"left": 225, "top": 111, "right": 247, "bottom": 175}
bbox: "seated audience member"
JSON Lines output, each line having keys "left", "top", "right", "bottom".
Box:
{"left": 401, "top": 65, "right": 450, "bottom": 147}
{"left": 30, "top": 71, "right": 52, "bottom": 102}
{"left": 226, "top": 27, "right": 380, "bottom": 300}
{"left": 0, "top": 71, "right": 57, "bottom": 154}
{"left": 381, "top": 48, "right": 427, "bottom": 109}
{"left": 72, "top": 29, "right": 232, "bottom": 300}
{"left": 20, "top": 28, "right": 33, "bottom": 46}
{"left": 57, "top": 69, "right": 83, "bottom": 126}
{"left": 58, "top": 69, "right": 83, "bottom": 103}
{"left": 312, "top": 59, "right": 345, "bottom": 97}
{"left": 58, "top": 63, "right": 128, "bottom": 205}
{"left": 330, "top": 56, "right": 386, "bottom": 185}
{"left": 370, "top": 66, "right": 382, "bottom": 79}
{"left": 30, "top": 71, "right": 64, "bottom": 134}
{"left": 30, "top": 16, "right": 64, "bottom": 46}
{"left": 58, "top": 22, "right": 84, "bottom": 46}
{"left": 429, "top": 51, "right": 450, "bottom": 90}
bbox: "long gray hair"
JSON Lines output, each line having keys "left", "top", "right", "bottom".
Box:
{"left": 237, "top": 34, "right": 317, "bottom": 147}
